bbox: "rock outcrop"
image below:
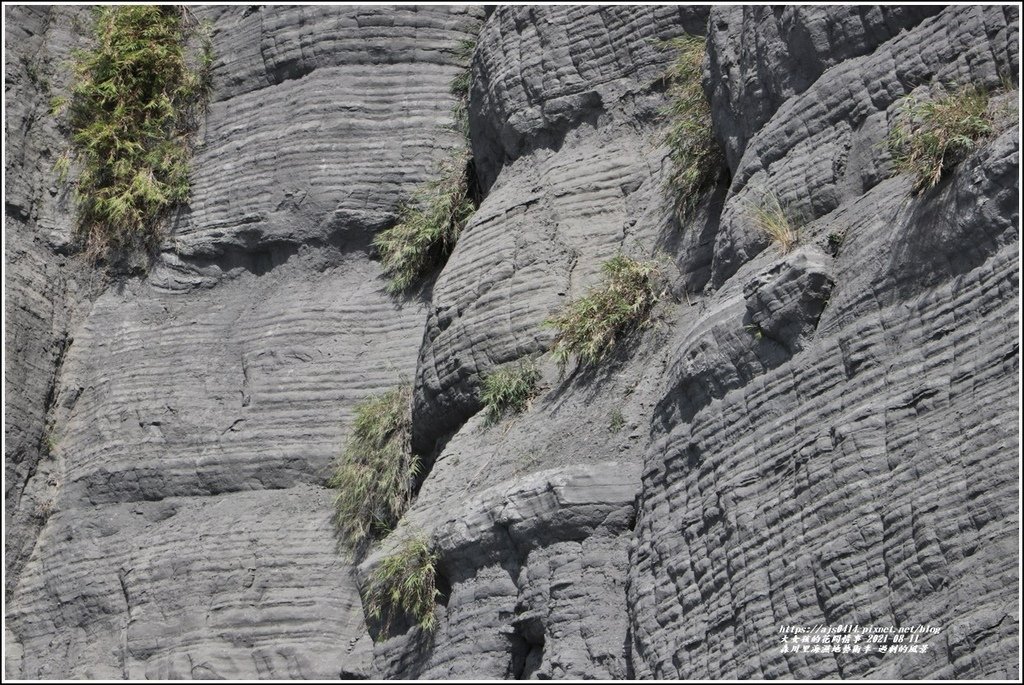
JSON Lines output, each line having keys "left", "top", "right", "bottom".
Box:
{"left": 5, "top": 5, "right": 482, "bottom": 679}
{"left": 4, "top": 4, "right": 1019, "bottom": 681}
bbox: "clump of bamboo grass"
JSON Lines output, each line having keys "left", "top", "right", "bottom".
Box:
{"left": 374, "top": 150, "right": 475, "bottom": 294}
{"left": 329, "top": 386, "right": 417, "bottom": 549}
{"left": 365, "top": 533, "right": 440, "bottom": 637}
{"left": 450, "top": 38, "right": 475, "bottom": 138}
{"left": 481, "top": 359, "right": 541, "bottom": 424}
{"left": 51, "top": 5, "right": 212, "bottom": 263}
{"left": 546, "top": 255, "right": 661, "bottom": 367}
{"left": 749, "top": 190, "right": 798, "bottom": 253}
{"left": 887, "top": 84, "right": 1000, "bottom": 192}
{"left": 374, "top": 35, "right": 479, "bottom": 293}
{"left": 662, "top": 35, "right": 722, "bottom": 218}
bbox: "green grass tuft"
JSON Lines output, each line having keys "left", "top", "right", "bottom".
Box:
{"left": 481, "top": 359, "right": 541, "bottom": 424}
{"left": 887, "top": 85, "right": 998, "bottom": 192}
{"left": 52, "top": 6, "right": 212, "bottom": 264}
{"left": 365, "top": 533, "right": 440, "bottom": 637}
{"left": 662, "top": 35, "right": 722, "bottom": 219}
{"left": 374, "top": 150, "right": 475, "bottom": 294}
{"left": 329, "top": 385, "right": 417, "bottom": 549}
{"left": 546, "top": 255, "right": 661, "bottom": 367}
{"left": 374, "top": 36, "right": 476, "bottom": 294}
{"left": 748, "top": 190, "right": 799, "bottom": 254}
{"left": 743, "top": 323, "right": 765, "bottom": 341}
{"left": 42, "top": 428, "right": 59, "bottom": 456}
{"left": 450, "top": 38, "right": 475, "bottom": 138}
{"left": 826, "top": 230, "right": 845, "bottom": 256}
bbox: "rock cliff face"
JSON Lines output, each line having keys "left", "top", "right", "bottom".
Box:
{"left": 4, "top": 4, "right": 1019, "bottom": 681}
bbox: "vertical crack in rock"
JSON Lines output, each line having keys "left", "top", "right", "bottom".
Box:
{"left": 3, "top": 4, "right": 96, "bottom": 607}
{"left": 117, "top": 568, "right": 134, "bottom": 679}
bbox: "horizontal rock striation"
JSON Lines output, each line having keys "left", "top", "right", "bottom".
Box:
{"left": 469, "top": 5, "right": 710, "bottom": 192}
{"left": 704, "top": 5, "right": 946, "bottom": 170}
{"left": 374, "top": 463, "right": 639, "bottom": 679}
{"left": 172, "top": 5, "right": 482, "bottom": 265}
{"left": 412, "top": 4, "right": 712, "bottom": 455}
{"left": 5, "top": 5, "right": 482, "bottom": 679}
{"left": 629, "top": 5, "right": 1019, "bottom": 680}
{"left": 9, "top": 487, "right": 371, "bottom": 679}
{"left": 706, "top": 4, "right": 1019, "bottom": 288}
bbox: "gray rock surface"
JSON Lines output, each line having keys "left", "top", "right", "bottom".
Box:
{"left": 373, "top": 462, "right": 640, "bottom": 679}
{"left": 4, "top": 5, "right": 96, "bottom": 603}
{"left": 707, "top": 4, "right": 1018, "bottom": 288}
{"left": 5, "top": 5, "right": 481, "bottom": 679}
{"left": 704, "top": 5, "right": 946, "bottom": 170}
{"left": 629, "top": 5, "right": 1019, "bottom": 679}
{"left": 412, "top": 4, "right": 710, "bottom": 455}
{"left": 742, "top": 247, "right": 834, "bottom": 355}
{"left": 4, "top": 3, "right": 1019, "bottom": 681}
{"left": 9, "top": 487, "right": 371, "bottom": 679}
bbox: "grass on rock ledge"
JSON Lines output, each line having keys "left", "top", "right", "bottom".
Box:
{"left": 546, "top": 255, "right": 661, "bottom": 368}
{"left": 748, "top": 190, "right": 799, "bottom": 254}
{"left": 662, "top": 34, "right": 722, "bottom": 219}
{"left": 329, "top": 385, "right": 417, "bottom": 550}
{"left": 374, "top": 37, "right": 478, "bottom": 294}
{"left": 52, "top": 5, "right": 212, "bottom": 264}
{"left": 481, "top": 359, "right": 541, "bottom": 425}
{"left": 449, "top": 38, "right": 475, "bottom": 138}
{"left": 374, "top": 149, "right": 475, "bottom": 294}
{"left": 886, "top": 83, "right": 1006, "bottom": 192}
{"left": 365, "top": 533, "right": 440, "bottom": 637}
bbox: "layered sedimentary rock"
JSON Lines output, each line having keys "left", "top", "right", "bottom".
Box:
{"left": 412, "top": 4, "right": 711, "bottom": 454}
{"left": 5, "top": 5, "right": 481, "bottom": 679}
{"left": 629, "top": 4, "right": 1019, "bottom": 679}
{"left": 703, "top": 5, "right": 947, "bottom": 169}
{"left": 380, "top": 5, "right": 711, "bottom": 678}
{"left": 4, "top": 3, "right": 1019, "bottom": 681}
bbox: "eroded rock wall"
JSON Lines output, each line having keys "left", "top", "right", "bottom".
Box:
{"left": 4, "top": 6, "right": 94, "bottom": 606}
{"left": 637, "top": 4, "right": 1019, "bottom": 678}
{"left": 4, "top": 4, "right": 1019, "bottom": 681}
{"left": 4, "top": 5, "right": 482, "bottom": 679}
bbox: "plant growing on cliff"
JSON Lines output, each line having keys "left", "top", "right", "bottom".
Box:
{"left": 365, "top": 533, "right": 440, "bottom": 636}
{"left": 41, "top": 428, "right": 60, "bottom": 456}
{"left": 826, "top": 230, "right": 845, "bottom": 256}
{"left": 374, "top": 149, "right": 475, "bottom": 294}
{"left": 546, "top": 255, "right": 661, "bottom": 367}
{"left": 481, "top": 359, "right": 541, "bottom": 424}
{"left": 450, "top": 38, "right": 475, "bottom": 138}
{"left": 662, "top": 34, "right": 722, "bottom": 219}
{"left": 50, "top": 6, "right": 212, "bottom": 263}
{"left": 886, "top": 84, "right": 998, "bottom": 192}
{"left": 373, "top": 34, "right": 478, "bottom": 294}
{"left": 329, "top": 385, "right": 418, "bottom": 549}
{"left": 608, "top": 408, "right": 626, "bottom": 433}
{"left": 749, "top": 190, "right": 798, "bottom": 254}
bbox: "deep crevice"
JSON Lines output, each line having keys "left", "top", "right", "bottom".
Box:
{"left": 509, "top": 614, "right": 546, "bottom": 680}
{"left": 6, "top": 325, "right": 72, "bottom": 601}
